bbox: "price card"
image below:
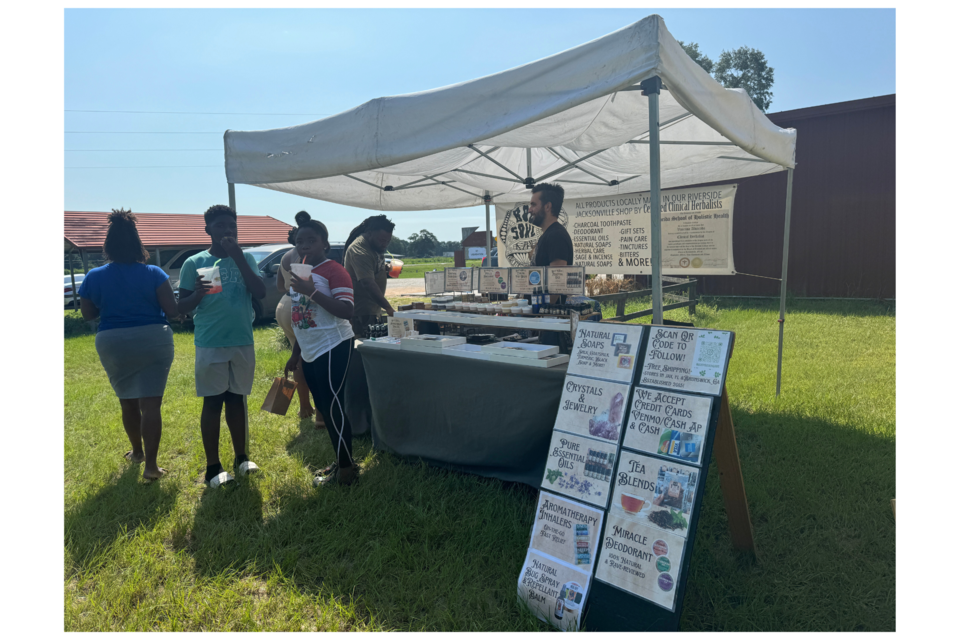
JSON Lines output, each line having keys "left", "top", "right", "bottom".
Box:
{"left": 547, "top": 266, "right": 586, "bottom": 295}
{"left": 444, "top": 267, "right": 475, "bottom": 292}
{"left": 510, "top": 267, "right": 545, "bottom": 295}
{"left": 479, "top": 267, "right": 510, "bottom": 294}
{"left": 424, "top": 270, "right": 445, "bottom": 295}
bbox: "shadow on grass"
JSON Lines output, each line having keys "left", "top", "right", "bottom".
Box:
{"left": 65, "top": 464, "right": 179, "bottom": 569}
{"left": 680, "top": 405, "right": 895, "bottom": 631}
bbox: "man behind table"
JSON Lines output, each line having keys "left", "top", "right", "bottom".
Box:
{"left": 343, "top": 214, "right": 396, "bottom": 336}
{"left": 529, "top": 182, "right": 573, "bottom": 269}
{"left": 177, "top": 204, "right": 267, "bottom": 488}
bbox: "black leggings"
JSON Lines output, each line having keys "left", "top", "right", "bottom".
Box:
{"left": 301, "top": 339, "right": 354, "bottom": 467}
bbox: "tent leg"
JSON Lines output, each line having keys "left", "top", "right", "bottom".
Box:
{"left": 80, "top": 249, "right": 89, "bottom": 274}
{"left": 69, "top": 249, "right": 79, "bottom": 309}
{"left": 228, "top": 182, "right": 236, "bottom": 211}
{"left": 642, "top": 77, "right": 663, "bottom": 324}
{"left": 776, "top": 168, "right": 795, "bottom": 397}
{"left": 483, "top": 191, "right": 492, "bottom": 265}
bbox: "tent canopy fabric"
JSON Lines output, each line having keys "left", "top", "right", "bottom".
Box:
{"left": 224, "top": 14, "right": 796, "bottom": 211}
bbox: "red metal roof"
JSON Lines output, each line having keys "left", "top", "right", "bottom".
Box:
{"left": 64, "top": 211, "right": 294, "bottom": 250}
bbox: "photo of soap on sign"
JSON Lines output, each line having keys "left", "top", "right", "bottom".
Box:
{"left": 567, "top": 324, "right": 645, "bottom": 384}
{"left": 639, "top": 328, "right": 732, "bottom": 396}
{"left": 623, "top": 388, "right": 712, "bottom": 466}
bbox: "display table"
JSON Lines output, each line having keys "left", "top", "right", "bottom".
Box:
{"left": 357, "top": 343, "right": 566, "bottom": 486}
{"left": 344, "top": 340, "right": 372, "bottom": 435}
{"left": 394, "top": 309, "right": 572, "bottom": 332}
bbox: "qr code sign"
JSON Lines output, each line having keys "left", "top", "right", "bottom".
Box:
{"left": 696, "top": 341, "right": 723, "bottom": 366}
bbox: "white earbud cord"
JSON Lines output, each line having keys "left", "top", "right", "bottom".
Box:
{"left": 327, "top": 341, "right": 353, "bottom": 467}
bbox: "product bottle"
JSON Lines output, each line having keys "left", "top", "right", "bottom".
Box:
{"left": 532, "top": 287, "right": 540, "bottom": 314}
{"left": 554, "top": 597, "right": 565, "bottom": 620}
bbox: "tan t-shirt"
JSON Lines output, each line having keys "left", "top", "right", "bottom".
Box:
{"left": 344, "top": 236, "right": 387, "bottom": 316}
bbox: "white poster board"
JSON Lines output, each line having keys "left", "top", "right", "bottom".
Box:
{"left": 623, "top": 388, "right": 713, "bottom": 466}
{"left": 529, "top": 491, "right": 605, "bottom": 574}
{"left": 638, "top": 328, "right": 733, "bottom": 396}
{"left": 517, "top": 549, "right": 591, "bottom": 631}
{"left": 495, "top": 185, "right": 737, "bottom": 275}
{"left": 567, "top": 323, "right": 645, "bottom": 384}
{"left": 478, "top": 268, "right": 510, "bottom": 294}
{"left": 510, "top": 267, "right": 545, "bottom": 295}
{"left": 594, "top": 513, "right": 686, "bottom": 611}
{"left": 541, "top": 431, "right": 618, "bottom": 509}
{"left": 424, "top": 270, "right": 445, "bottom": 295}
{"left": 554, "top": 377, "right": 631, "bottom": 445}
{"left": 467, "top": 246, "right": 487, "bottom": 259}
{"left": 609, "top": 451, "right": 699, "bottom": 539}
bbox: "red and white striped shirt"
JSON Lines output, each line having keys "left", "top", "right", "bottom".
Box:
{"left": 290, "top": 259, "right": 355, "bottom": 362}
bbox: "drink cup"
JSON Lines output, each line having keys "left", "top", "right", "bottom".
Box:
{"left": 196, "top": 266, "right": 222, "bottom": 294}
{"left": 290, "top": 263, "right": 314, "bottom": 280}
{"left": 621, "top": 493, "right": 645, "bottom": 514}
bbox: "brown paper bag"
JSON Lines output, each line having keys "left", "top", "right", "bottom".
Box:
{"left": 261, "top": 375, "right": 298, "bottom": 416}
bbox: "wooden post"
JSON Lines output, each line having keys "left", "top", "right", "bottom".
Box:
{"left": 454, "top": 249, "right": 466, "bottom": 268}
{"left": 712, "top": 387, "right": 756, "bottom": 556}
{"left": 615, "top": 294, "right": 626, "bottom": 318}
{"left": 688, "top": 279, "right": 697, "bottom": 316}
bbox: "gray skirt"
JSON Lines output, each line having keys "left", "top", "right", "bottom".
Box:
{"left": 95, "top": 324, "right": 175, "bottom": 399}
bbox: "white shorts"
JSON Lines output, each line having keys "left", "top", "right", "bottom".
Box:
{"left": 195, "top": 344, "right": 255, "bottom": 397}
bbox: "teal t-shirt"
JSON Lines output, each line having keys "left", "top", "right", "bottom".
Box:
{"left": 179, "top": 250, "right": 262, "bottom": 348}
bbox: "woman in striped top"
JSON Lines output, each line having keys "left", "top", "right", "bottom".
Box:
{"left": 284, "top": 213, "right": 359, "bottom": 487}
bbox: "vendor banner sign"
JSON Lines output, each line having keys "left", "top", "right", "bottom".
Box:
{"left": 495, "top": 185, "right": 736, "bottom": 275}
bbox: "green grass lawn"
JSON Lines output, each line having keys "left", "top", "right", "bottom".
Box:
{"left": 64, "top": 297, "right": 894, "bottom": 631}
{"left": 397, "top": 259, "right": 482, "bottom": 279}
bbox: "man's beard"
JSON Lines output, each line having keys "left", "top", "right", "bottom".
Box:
{"left": 530, "top": 210, "right": 545, "bottom": 226}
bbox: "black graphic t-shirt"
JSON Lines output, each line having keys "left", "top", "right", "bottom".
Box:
{"left": 532, "top": 221, "right": 574, "bottom": 267}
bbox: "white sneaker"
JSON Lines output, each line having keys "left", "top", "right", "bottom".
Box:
{"left": 207, "top": 471, "right": 235, "bottom": 488}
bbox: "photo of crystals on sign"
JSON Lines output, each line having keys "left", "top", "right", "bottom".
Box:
{"left": 610, "top": 451, "right": 699, "bottom": 538}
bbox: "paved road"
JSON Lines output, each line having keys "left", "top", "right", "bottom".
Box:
{"left": 386, "top": 277, "right": 427, "bottom": 296}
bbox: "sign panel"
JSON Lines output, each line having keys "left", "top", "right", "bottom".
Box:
{"left": 479, "top": 267, "right": 510, "bottom": 294}
{"left": 387, "top": 316, "right": 413, "bottom": 338}
{"left": 517, "top": 549, "right": 591, "bottom": 631}
{"left": 594, "top": 513, "right": 686, "bottom": 611}
{"left": 542, "top": 432, "right": 618, "bottom": 509}
{"left": 567, "top": 324, "right": 645, "bottom": 384}
{"left": 638, "top": 328, "right": 732, "bottom": 396}
{"left": 623, "top": 388, "right": 713, "bottom": 466}
{"left": 547, "top": 266, "right": 586, "bottom": 296}
{"left": 529, "top": 492, "right": 605, "bottom": 574}
{"left": 554, "top": 376, "right": 631, "bottom": 444}
{"left": 467, "top": 246, "right": 487, "bottom": 259}
{"left": 510, "top": 267, "right": 545, "bottom": 295}
{"left": 444, "top": 267, "right": 475, "bottom": 292}
{"left": 424, "top": 270, "right": 445, "bottom": 295}
{"left": 495, "top": 185, "right": 736, "bottom": 275}
{"left": 609, "top": 451, "right": 699, "bottom": 539}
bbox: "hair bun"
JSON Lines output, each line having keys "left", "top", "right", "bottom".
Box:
{"left": 108, "top": 208, "right": 137, "bottom": 225}
{"left": 295, "top": 211, "right": 311, "bottom": 225}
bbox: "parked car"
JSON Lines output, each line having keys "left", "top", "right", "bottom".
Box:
{"left": 64, "top": 274, "right": 85, "bottom": 308}
{"left": 481, "top": 246, "right": 499, "bottom": 268}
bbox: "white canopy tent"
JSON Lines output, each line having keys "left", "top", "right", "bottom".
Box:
{"left": 224, "top": 14, "right": 799, "bottom": 394}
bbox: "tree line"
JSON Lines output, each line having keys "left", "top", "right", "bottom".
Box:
{"left": 387, "top": 229, "right": 465, "bottom": 258}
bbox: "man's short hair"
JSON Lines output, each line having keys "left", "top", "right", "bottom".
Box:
{"left": 532, "top": 183, "right": 564, "bottom": 218}
{"left": 203, "top": 204, "right": 237, "bottom": 227}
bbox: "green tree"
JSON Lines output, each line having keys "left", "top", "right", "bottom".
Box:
{"left": 387, "top": 236, "right": 408, "bottom": 255}
{"left": 407, "top": 229, "right": 439, "bottom": 257}
{"left": 677, "top": 40, "right": 714, "bottom": 74}
{"left": 713, "top": 46, "right": 775, "bottom": 112}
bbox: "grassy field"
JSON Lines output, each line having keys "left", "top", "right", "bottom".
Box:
{"left": 397, "top": 258, "right": 482, "bottom": 279}
{"left": 63, "top": 297, "right": 894, "bottom": 631}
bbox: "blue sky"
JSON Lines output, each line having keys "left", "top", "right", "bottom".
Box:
{"left": 64, "top": 8, "right": 895, "bottom": 243}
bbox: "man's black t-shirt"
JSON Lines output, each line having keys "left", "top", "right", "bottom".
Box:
{"left": 533, "top": 221, "right": 574, "bottom": 266}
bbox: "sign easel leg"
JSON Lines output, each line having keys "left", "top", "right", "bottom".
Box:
{"left": 713, "top": 387, "right": 756, "bottom": 556}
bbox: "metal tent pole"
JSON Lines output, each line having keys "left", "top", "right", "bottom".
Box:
{"left": 641, "top": 76, "right": 663, "bottom": 324}
{"left": 69, "top": 249, "right": 79, "bottom": 309}
{"left": 228, "top": 182, "right": 236, "bottom": 211}
{"left": 776, "top": 168, "right": 795, "bottom": 397}
{"left": 483, "top": 191, "right": 492, "bottom": 264}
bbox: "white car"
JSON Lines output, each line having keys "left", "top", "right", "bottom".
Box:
{"left": 64, "top": 274, "right": 85, "bottom": 308}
